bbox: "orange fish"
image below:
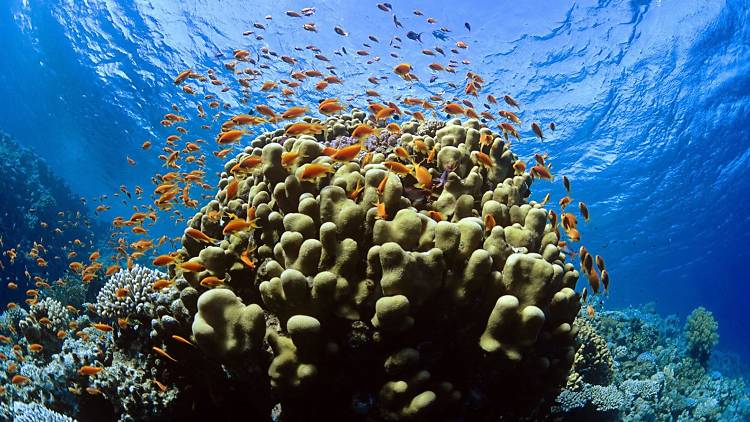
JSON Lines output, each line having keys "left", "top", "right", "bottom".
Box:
{"left": 579, "top": 202, "right": 590, "bottom": 221}
{"left": 484, "top": 214, "right": 496, "bottom": 233}
{"left": 331, "top": 144, "right": 362, "bottom": 162}
{"left": 503, "top": 95, "right": 520, "bottom": 109}
{"left": 375, "top": 200, "right": 387, "bottom": 220}
{"left": 351, "top": 124, "right": 376, "bottom": 140}
{"left": 152, "top": 254, "right": 178, "bottom": 266}
{"left": 281, "top": 151, "right": 300, "bottom": 167}
{"left": 152, "top": 346, "right": 178, "bottom": 362}
{"left": 78, "top": 365, "right": 104, "bottom": 376}
{"left": 222, "top": 219, "right": 257, "bottom": 235}
{"left": 28, "top": 344, "right": 43, "bottom": 353}
{"left": 284, "top": 122, "right": 325, "bottom": 136}
{"left": 11, "top": 375, "right": 30, "bottom": 385}
{"left": 595, "top": 255, "right": 606, "bottom": 271}
{"left": 177, "top": 261, "right": 205, "bottom": 272}
{"left": 92, "top": 323, "right": 114, "bottom": 332}
{"left": 318, "top": 100, "right": 345, "bottom": 115}
{"left": 298, "top": 163, "right": 334, "bottom": 181}
{"left": 444, "top": 103, "right": 465, "bottom": 115}
{"left": 255, "top": 105, "right": 277, "bottom": 121}
{"left": 601, "top": 269, "right": 610, "bottom": 292}
{"left": 531, "top": 122, "right": 544, "bottom": 139}
{"left": 530, "top": 165, "right": 553, "bottom": 180}
{"left": 472, "top": 151, "right": 494, "bottom": 168}
{"left": 393, "top": 63, "right": 412, "bottom": 75}
{"left": 375, "top": 107, "right": 395, "bottom": 120}
{"left": 105, "top": 265, "right": 121, "bottom": 276}
{"left": 382, "top": 161, "right": 411, "bottom": 175}
{"left": 280, "top": 106, "right": 308, "bottom": 120}
{"left": 240, "top": 248, "right": 255, "bottom": 269}
{"left": 566, "top": 227, "right": 580, "bottom": 242}
{"left": 200, "top": 276, "right": 225, "bottom": 288}
{"left": 427, "top": 210, "right": 445, "bottom": 222}
{"left": 154, "top": 379, "right": 168, "bottom": 392}
{"left": 171, "top": 335, "right": 195, "bottom": 347}
{"left": 413, "top": 163, "right": 432, "bottom": 190}
{"left": 217, "top": 130, "right": 245, "bottom": 144}
{"left": 152, "top": 279, "right": 174, "bottom": 290}
{"left": 185, "top": 228, "right": 217, "bottom": 244}
{"left": 231, "top": 156, "right": 263, "bottom": 174}
{"left": 173, "top": 69, "right": 192, "bottom": 85}
{"left": 498, "top": 110, "right": 521, "bottom": 124}
{"left": 349, "top": 180, "right": 365, "bottom": 201}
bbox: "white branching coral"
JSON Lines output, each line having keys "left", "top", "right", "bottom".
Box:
{"left": 30, "top": 297, "right": 70, "bottom": 332}
{"left": 95, "top": 265, "right": 171, "bottom": 320}
{"left": 13, "top": 402, "right": 76, "bottom": 422}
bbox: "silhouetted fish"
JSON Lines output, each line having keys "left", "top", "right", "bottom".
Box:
{"left": 406, "top": 31, "right": 423, "bottom": 43}
{"left": 432, "top": 30, "right": 449, "bottom": 41}
{"left": 334, "top": 26, "right": 348, "bottom": 36}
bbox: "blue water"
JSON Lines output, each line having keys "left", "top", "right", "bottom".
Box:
{"left": 1, "top": 0, "right": 749, "bottom": 369}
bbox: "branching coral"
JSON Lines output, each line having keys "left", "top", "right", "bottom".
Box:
{"left": 684, "top": 306, "right": 719, "bottom": 365}
{"left": 174, "top": 114, "right": 581, "bottom": 420}
{"left": 566, "top": 317, "right": 614, "bottom": 389}
{"left": 19, "top": 298, "right": 73, "bottom": 356}
{"left": 96, "top": 265, "right": 170, "bottom": 320}
{"left": 12, "top": 402, "right": 76, "bottom": 422}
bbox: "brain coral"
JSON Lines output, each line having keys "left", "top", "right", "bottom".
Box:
{"left": 175, "top": 114, "right": 581, "bottom": 420}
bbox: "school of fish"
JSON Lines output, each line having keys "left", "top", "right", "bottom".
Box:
{"left": 0, "top": 2, "right": 609, "bottom": 404}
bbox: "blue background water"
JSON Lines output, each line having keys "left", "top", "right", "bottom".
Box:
{"left": 1, "top": 0, "right": 749, "bottom": 358}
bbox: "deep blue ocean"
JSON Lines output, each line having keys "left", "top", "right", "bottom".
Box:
{"left": 0, "top": 0, "right": 749, "bottom": 420}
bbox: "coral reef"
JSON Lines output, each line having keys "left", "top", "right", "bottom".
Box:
{"left": 566, "top": 317, "right": 614, "bottom": 389}
{"left": 0, "top": 266, "right": 191, "bottom": 422}
{"left": 172, "top": 114, "right": 582, "bottom": 420}
{"left": 685, "top": 306, "right": 719, "bottom": 366}
{"left": 554, "top": 305, "right": 750, "bottom": 421}
{"left": 0, "top": 131, "right": 104, "bottom": 295}
{"left": 95, "top": 266, "right": 169, "bottom": 320}
{"left": 2, "top": 116, "right": 747, "bottom": 422}
{"left": 19, "top": 297, "right": 72, "bottom": 355}
{"left": 11, "top": 402, "right": 76, "bottom": 422}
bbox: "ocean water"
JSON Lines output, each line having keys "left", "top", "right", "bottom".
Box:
{"left": 0, "top": 0, "right": 749, "bottom": 420}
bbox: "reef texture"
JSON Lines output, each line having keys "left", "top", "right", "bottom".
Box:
{"left": 555, "top": 305, "right": 750, "bottom": 421}
{"left": 11, "top": 401, "right": 76, "bottom": 422}
{"left": 685, "top": 306, "right": 719, "bottom": 366}
{"left": 0, "top": 267, "right": 191, "bottom": 422}
{"left": 173, "top": 114, "right": 582, "bottom": 420}
{"left": 0, "top": 131, "right": 102, "bottom": 296}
